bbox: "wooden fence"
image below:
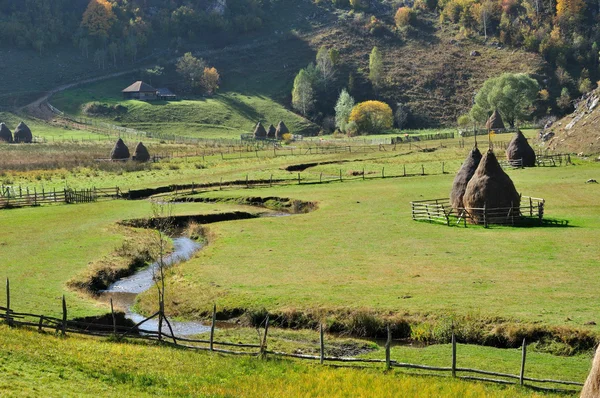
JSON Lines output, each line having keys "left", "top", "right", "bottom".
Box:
{"left": 0, "top": 279, "right": 584, "bottom": 393}
{"left": 0, "top": 186, "right": 120, "bottom": 209}
{"left": 411, "top": 197, "right": 546, "bottom": 228}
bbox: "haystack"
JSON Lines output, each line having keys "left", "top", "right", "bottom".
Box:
{"left": 275, "top": 121, "right": 289, "bottom": 140}
{"left": 506, "top": 130, "right": 536, "bottom": 167}
{"left": 253, "top": 122, "right": 267, "bottom": 140}
{"left": 267, "top": 124, "right": 276, "bottom": 139}
{"left": 463, "top": 150, "right": 520, "bottom": 224}
{"left": 110, "top": 138, "right": 130, "bottom": 160}
{"left": 581, "top": 345, "right": 600, "bottom": 398}
{"left": 0, "top": 123, "right": 12, "bottom": 143}
{"left": 13, "top": 122, "right": 32, "bottom": 143}
{"left": 450, "top": 146, "right": 482, "bottom": 210}
{"left": 485, "top": 110, "right": 505, "bottom": 131}
{"left": 132, "top": 142, "right": 150, "bottom": 162}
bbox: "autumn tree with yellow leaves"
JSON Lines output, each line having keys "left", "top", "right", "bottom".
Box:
{"left": 81, "top": 0, "right": 117, "bottom": 42}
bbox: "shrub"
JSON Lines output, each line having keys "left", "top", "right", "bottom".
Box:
{"left": 348, "top": 101, "right": 393, "bottom": 134}
{"left": 457, "top": 114, "right": 471, "bottom": 128}
{"left": 395, "top": 7, "right": 415, "bottom": 27}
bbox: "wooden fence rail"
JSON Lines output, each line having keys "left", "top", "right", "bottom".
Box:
{"left": 0, "top": 187, "right": 120, "bottom": 209}
{"left": 0, "top": 279, "right": 584, "bottom": 392}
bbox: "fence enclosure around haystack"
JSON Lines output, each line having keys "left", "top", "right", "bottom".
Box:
{"left": 411, "top": 197, "right": 546, "bottom": 228}
{"left": 0, "top": 186, "right": 120, "bottom": 209}
{"left": 0, "top": 280, "right": 584, "bottom": 393}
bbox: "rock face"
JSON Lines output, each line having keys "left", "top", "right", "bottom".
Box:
{"left": 546, "top": 88, "right": 600, "bottom": 154}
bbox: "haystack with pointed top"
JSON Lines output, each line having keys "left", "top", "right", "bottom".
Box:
{"left": 110, "top": 138, "right": 130, "bottom": 160}
{"left": 463, "top": 150, "right": 520, "bottom": 224}
{"left": 485, "top": 110, "right": 505, "bottom": 131}
{"left": 13, "top": 122, "right": 32, "bottom": 143}
{"left": 0, "top": 123, "right": 12, "bottom": 143}
{"left": 266, "top": 124, "right": 276, "bottom": 139}
{"left": 275, "top": 121, "right": 289, "bottom": 140}
{"left": 253, "top": 122, "right": 267, "bottom": 140}
{"left": 132, "top": 142, "right": 150, "bottom": 162}
{"left": 506, "top": 130, "right": 536, "bottom": 167}
{"left": 450, "top": 146, "right": 482, "bottom": 210}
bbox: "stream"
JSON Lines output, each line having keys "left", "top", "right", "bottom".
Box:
{"left": 101, "top": 237, "right": 211, "bottom": 336}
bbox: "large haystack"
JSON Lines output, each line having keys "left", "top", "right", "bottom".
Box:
{"left": 253, "top": 122, "right": 267, "bottom": 140}
{"left": 13, "top": 122, "right": 32, "bottom": 143}
{"left": 485, "top": 110, "right": 505, "bottom": 131}
{"left": 506, "top": 130, "right": 536, "bottom": 167}
{"left": 582, "top": 345, "right": 600, "bottom": 398}
{"left": 0, "top": 123, "right": 12, "bottom": 143}
{"left": 133, "top": 142, "right": 150, "bottom": 162}
{"left": 275, "top": 121, "right": 290, "bottom": 140}
{"left": 463, "top": 150, "right": 520, "bottom": 224}
{"left": 267, "top": 124, "right": 276, "bottom": 139}
{"left": 450, "top": 146, "right": 482, "bottom": 210}
{"left": 110, "top": 138, "right": 130, "bottom": 160}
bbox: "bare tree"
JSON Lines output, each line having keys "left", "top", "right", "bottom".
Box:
{"left": 316, "top": 46, "right": 335, "bottom": 89}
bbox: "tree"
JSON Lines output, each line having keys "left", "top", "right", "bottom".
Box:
{"left": 348, "top": 101, "right": 393, "bottom": 134}
{"left": 395, "top": 7, "right": 415, "bottom": 27}
{"left": 81, "top": 0, "right": 116, "bottom": 42}
{"left": 556, "top": 0, "right": 585, "bottom": 18}
{"left": 316, "top": 46, "right": 336, "bottom": 88}
{"left": 108, "top": 42, "right": 118, "bottom": 67}
{"left": 557, "top": 87, "right": 572, "bottom": 111}
{"left": 394, "top": 103, "right": 409, "bottom": 129}
{"left": 143, "top": 66, "right": 165, "bottom": 85}
{"left": 470, "top": 73, "right": 539, "bottom": 127}
{"left": 292, "top": 69, "right": 315, "bottom": 116}
{"left": 201, "top": 67, "right": 220, "bottom": 95}
{"left": 334, "top": 89, "right": 355, "bottom": 132}
{"left": 369, "top": 47, "right": 384, "bottom": 89}
{"left": 176, "top": 52, "right": 206, "bottom": 90}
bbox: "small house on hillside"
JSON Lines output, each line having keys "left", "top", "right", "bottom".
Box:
{"left": 122, "top": 81, "right": 157, "bottom": 100}
{"left": 157, "top": 88, "right": 177, "bottom": 101}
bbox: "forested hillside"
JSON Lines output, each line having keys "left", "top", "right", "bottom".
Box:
{"left": 1, "top": 0, "right": 596, "bottom": 127}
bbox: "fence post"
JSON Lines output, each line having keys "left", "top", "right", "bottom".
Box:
{"left": 5, "top": 278, "right": 11, "bottom": 327}
{"left": 320, "top": 323, "right": 325, "bottom": 365}
{"left": 442, "top": 162, "right": 445, "bottom": 174}
{"left": 403, "top": 165, "right": 406, "bottom": 177}
{"left": 421, "top": 165, "right": 425, "bottom": 176}
{"left": 362, "top": 168, "right": 365, "bottom": 180}
{"left": 382, "top": 167, "right": 385, "bottom": 179}
{"left": 483, "top": 202, "right": 488, "bottom": 228}
{"left": 270, "top": 174, "right": 273, "bottom": 187}
{"left": 246, "top": 174, "right": 249, "bottom": 188}
{"left": 320, "top": 173, "right": 322, "bottom": 183}
{"left": 339, "top": 170, "right": 342, "bottom": 182}
{"left": 385, "top": 325, "right": 391, "bottom": 370}
{"left": 529, "top": 197, "right": 533, "bottom": 217}
{"left": 210, "top": 303, "right": 216, "bottom": 352}
{"left": 298, "top": 173, "right": 301, "bottom": 185}
{"left": 111, "top": 298, "right": 117, "bottom": 335}
{"left": 451, "top": 330, "right": 456, "bottom": 378}
{"left": 520, "top": 338, "right": 527, "bottom": 386}
{"left": 62, "top": 295, "right": 67, "bottom": 336}
{"left": 261, "top": 314, "right": 270, "bottom": 358}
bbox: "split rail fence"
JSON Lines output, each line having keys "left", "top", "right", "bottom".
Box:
{"left": 0, "top": 186, "right": 121, "bottom": 209}
{"left": 0, "top": 279, "right": 583, "bottom": 393}
{"left": 411, "top": 197, "right": 546, "bottom": 227}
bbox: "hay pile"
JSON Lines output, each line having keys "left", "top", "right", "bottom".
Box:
{"left": 267, "top": 124, "right": 276, "bottom": 139}
{"left": 13, "top": 122, "right": 32, "bottom": 143}
{"left": 110, "top": 138, "right": 130, "bottom": 160}
{"left": 463, "top": 150, "right": 520, "bottom": 224}
{"left": 485, "top": 110, "right": 505, "bottom": 131}
{"left": 506, "top": 130, "right": 536, "bottom": 167}
{"left": 253, "top": 122, "right": 267, "bottom": 140}
{"left": 0, "top": 123, "right": 12, "bottom": 143}
{"left": 450, "top": 146, "right": 482, "bottom": 210}
{"left": 275, "top": 121, "right": 289, "bottom": 140}
{"left": 582, "top": 345, "right": 600, "bottom": 398}
{"left": 133, "top": 142, "right": 150, "bottom": 162}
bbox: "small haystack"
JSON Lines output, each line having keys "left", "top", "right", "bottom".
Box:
{"left": 582, "top": 345, "right": 600, "bottom": 398}
{"left": 13, "top": 122, "right": 32, "bottom": 143}
{"left": 506, "top": 130, "right": 536, "bottom": 167}
{"left": 463, "top": 150, "right": 521, "bottom": 224}
{"left": 110, "top": 138, "right": 130, "bottom": 160}
{"left": 253, "top": 122, "right": 267, "bottom": 140}
{"left": 275, "top": 121, "right": 290, "bottom": 140}
{"left": 485, "top": 110, "right": 505, "bottom": 131}
{"left": 133, "top": 142, "right": 150, "bottom": 162}
{"left": 267, "top": 124, "right": 276, "bottom": 139}
{"left": 450, "top": 146, "right": 482, "bottom": 210}
{"left": 0, "top": 123, "right": 12, "bottom": 143}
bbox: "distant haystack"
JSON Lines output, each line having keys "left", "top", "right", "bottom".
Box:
{"left": 13, "top": 122, "right": 32, "bottom": 143}
{"left": 0, "top": 123, "right": 12, "bottom": 143}
{"left": 275, "top": 121, "right": 290, "bottom": 140}
{"left": 110, "top": 138, "right": 130, "bottom": 160}
{"left": 506, "top": 130, "right": 536, "bottom": 167}
{"left": 133, "top": 142, "right": 150, "bottom": 162}
{"left": 253, "top": 122, "right": 267, "bottom": 140}
{"left": 267, "top": 124, "right": 276, "bottom": 139}
{"left": 582, "top": 345, "right": 600, "bottom": 398}
{"left": 450, "top": 146, "right": 482, "bottom": 210}
{"left": 463, "top": 150, "right": 520, "bottom": 224}
{"left": 485, "top": 110, "right": 505, "bottom": 131}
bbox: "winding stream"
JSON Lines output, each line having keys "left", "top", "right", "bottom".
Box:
{"left": 102, "top": 237, "right": 210, "bottom": 336}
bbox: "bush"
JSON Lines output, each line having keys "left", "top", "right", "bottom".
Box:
{"left": 395, "top": 7, "right": 415, "bottom": 27}
{"left": 348, "top": 101, "right": 393, "bottom": 134}
{"left": 82, "top": 102, "right": 128, "bottom": 116}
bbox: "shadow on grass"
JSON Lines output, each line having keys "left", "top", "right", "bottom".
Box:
{"left": 218, "top": 94, "right": 261, "bottom": 122}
